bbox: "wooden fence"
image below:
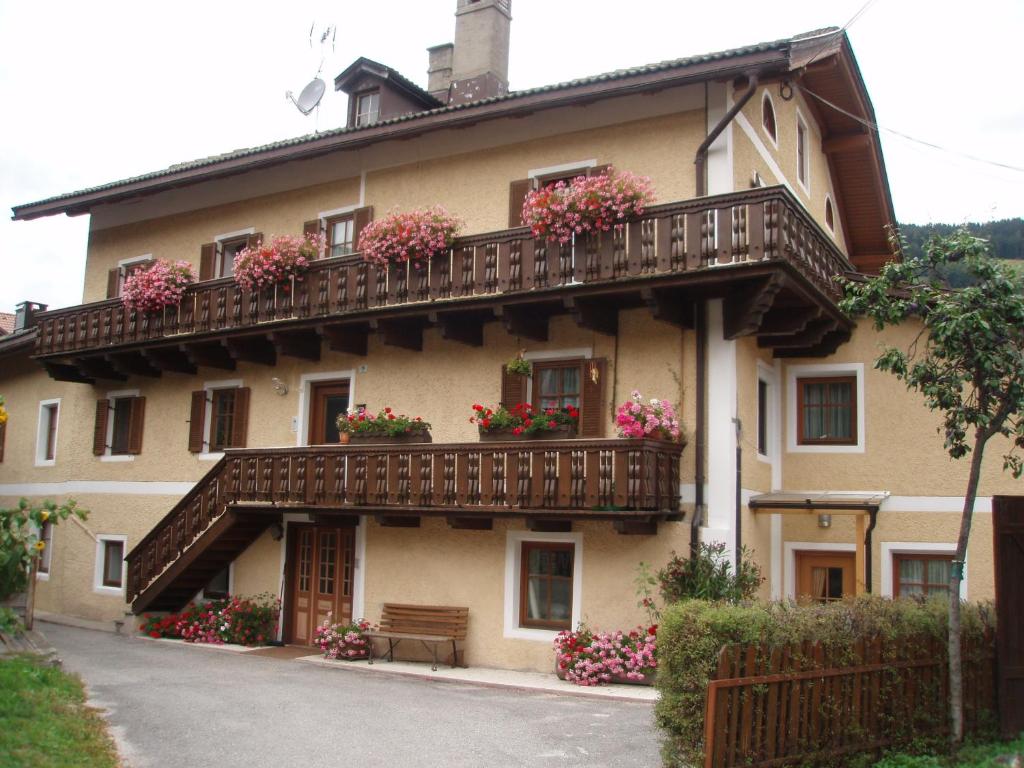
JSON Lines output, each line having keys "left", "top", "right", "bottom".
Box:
{"left": 703, "top": 632, "right": 997, "bottom": 768}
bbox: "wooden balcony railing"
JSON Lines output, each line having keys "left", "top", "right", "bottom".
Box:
{"left": 124, "top": 438, "right": 683, "bottom": 604}
{"left": 37, "top": 186, "right": 850, "bottom": 358}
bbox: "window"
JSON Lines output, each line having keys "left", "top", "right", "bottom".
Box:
{"left": 797, "top": 376, "right": 856, "bottom": 445}
{"left": 354, "top": 91, "right": 380, "bottom": 127}
{"left": 95, "top": 537, "right": 126, "bottom": 592}
{"left": 796, "top": 113, "right": 809, "bottom": 189}
{"left": 894, "top": 554, "right": 952, "bottom": 598}
{"left": 189, "top": 383, "right": 249, "bottom": 455}
{"left": 110, "top": 397, "right": 133, "bottom": 455}
{"left": 211, "top": 389, "right": 237, "bottom": 451}
{"left": 107, "top": 257, "right": 152, "bottom": 299}
{"left": 757, "top": 379, "right": 769, "bottom": 456}
{"left": 94, "top": 394, "right": 145, "bottom": 458}
{"left": 326, "top": 214, "right": 355, "bottom": 258}
{"left": 36, "top": 399, "right": 60, "bottom": 466}
{"left": 217, "top": 236, "right": 249, "bottom": 279}
{"left": 205, "top": 567, "right": 230, "bottom": 600}
{"left": 533, "top": 360, "right": 581, "bottom": 411}
{"left": 761, "top": 92, "right": 777, "bottom": 145}
{"left": 825, "top": 197, "right": 835, "bottom": 232}
{"left": 38, "top": 521, "right": 53, "bottom": 575}
{"left": 519, "top": 541, "right": 574, "bottom": 630}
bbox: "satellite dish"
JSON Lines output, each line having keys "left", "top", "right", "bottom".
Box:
{"left": 286, "top": 77, "right": 326, "bottom": 116}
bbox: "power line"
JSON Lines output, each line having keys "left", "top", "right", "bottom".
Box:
{"left": 802, "top": 0, "right": 880, "bottom": 69}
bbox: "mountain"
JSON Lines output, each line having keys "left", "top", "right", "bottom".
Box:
{"left": 898, "top": 218, "right": 1024, "bottom": 261}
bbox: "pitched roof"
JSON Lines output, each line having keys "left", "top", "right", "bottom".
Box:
{"left": 11, "top": 29, "right": 837, "bottom": 220}
{"left": 333, "top": 56, "right": 444, "bottom": 108}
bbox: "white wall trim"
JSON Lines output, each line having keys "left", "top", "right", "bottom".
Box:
{"left": 703, "top": 300, "right": 737, "bottom": 562}
{"left": 99, "top": 388, "right": 140, "bottom": 463}
{"left": 784, "top": 541, "right": 856, "bottom": 600}
{"left": 770, "top": 513, "right": 782, "bottom": 599}
{"left": 296, "top": 370, "right": 356, "bottom": 447}
{"left": 760, "top": 90, "right": 780, "bottom": 149}
{"left": 0, "top": 480, "right": 195, "bottom": 496}
{"left": 786, "top": 363, "right": 865, "bottom": 454}
{"left": 503, "top": 530, "right": 583, "bottom": 642}
{"left": 880, "top": 541, "right": 966, "bottom": 599}
{"left": 795, "top": 107, "right": 811, "bottom": 195}
{"left": 735, "top": 112, "right": 795, "bottom": 195}
{"left": 358, "top": 171, "right": 367, "bottom": 207}
{"left": 318, "top": 204, "right": 359, "bottom": 221}
{"left": 117, "top": 254, "right": 152, "bottom": 268}
{"left": 522, "top": 348, "right": 592, "bottom": 405}
{"left": 755, "top": 361, "right": 781, "bottom": 486}
{"left": 527, "top": 159, "right": 597, "bottom": 180}
{"left": 353, "top": 521, "right": 367, "bottom": 621}
{"left": 706, "top": 83, "right": 733, "bottom": 196}
{"left": 198, "top": 378, "right": 243, "bottom": 460}
{"left": 212, "top": 227, "right": 255, "bottom": 243}
{"left": 34, "top": 398, "right": 61, "bottom": 467}
{"left": 93, "top": 534, "right": 128, "bottom": 596}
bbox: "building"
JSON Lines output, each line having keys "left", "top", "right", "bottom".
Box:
{"left": 3, "top": 1, "right": 1015, "bottom": 671}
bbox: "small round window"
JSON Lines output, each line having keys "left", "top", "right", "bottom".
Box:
{"left": 762, "top": 93, "right": 777, "bottom": 144}
{"left": 825, "top": 197, "right": 835, "bottom": 232}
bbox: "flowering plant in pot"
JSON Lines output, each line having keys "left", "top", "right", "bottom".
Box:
{"left": 521, "top": 170, "right": 655, "bottom": 244}
{"left": 314, "top": 614, "right": 375, "bottom": 660}
{"left": 358, "top": 206, "right": 462, "bottom": 268}
{"left": 336, "top": 407, "right": 432, "bottom": 443}
{"left": 553, "top": 623, "right": 658, "bottom": 686}
{"left": 615, "top": 390, "right": 683, "bottom": 442}
{"left": 232, "top": 232, "right": 325, "bottom": 292}
{"left": 471, "top": 402, "right": 579, "bottom": 440}
{"left": 120, "top": 259, "right": 197, "bottom": 314}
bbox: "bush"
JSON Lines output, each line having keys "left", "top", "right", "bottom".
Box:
{"left": 657, "top": 542, "right": 762, "bottom": 603}
{"left": 655, "top": 596, "right": 996, "bottom": 768}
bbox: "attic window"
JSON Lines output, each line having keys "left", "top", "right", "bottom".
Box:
{"left": 825, "top": 197, "right": 835, "bottom": 232}
{"left": 761, "top": 93, "right": 777, "bottom": 145}
{"left": 355, "top": 91, "right": 380, "bottom": 127}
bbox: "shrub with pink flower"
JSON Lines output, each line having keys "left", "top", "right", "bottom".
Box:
{"left": 616, "top": 390, "right": 683, "bottom": 442}
{"left": 358, "top": 206, "right": 462, "bottom": 267}
{"left": 522, "top": 170, "right": 655, "bottom": 244}
{"left": 554, "top": 624, "right": 658, "bottom": 686}
{"left": 233, "top": 232, "right": 325, "bottom": 292}
{"left": 120, "top": 259, "right": 197, "bottom": 314}
{"left": 313, "top": 613, "right": 375, "bottom": 660}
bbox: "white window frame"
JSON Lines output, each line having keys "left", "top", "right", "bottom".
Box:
{"left": 319, "top": 205, "right": 360, "bottom": 259}
{"left": 296, "top": 370, "right": 357, "bottom": 447}
{"left": 116, "top": 254, "right": 153, "bottom": 297}
{"left": 354, "top": 91, "right": 380, "bottom": 127}
{"left": 94, "top": 534, "right": 128, "bottom": 596}
{"left": 522, "top": 347, "right": 592, "bottom": 405}
{"left": 198, "top": 378, "right": 244, "bottom": 461}
{"left": 756, "top": 361, "right": 781, "bottom": 486}
{"left": 880, "top": 542, "right": 966, "bottom": 600}
{"left": 787, "top": 363, "right": 865, "bottom": 454}
{"left": 503, "top": 530, "right": 583, "bottom": 642}
{"left": 212, "top": 227, "right": 256, "bottom": 279}
{"left": 824, "top": 194, "right": 836, "bottom": 235}
{"left": 35, "top": 398, "right": 61, "bottom": 467}
{"left": 527, "top": 159, "right": 597, "bottom": 184}
{"left": 100, "top": 388, "right": 141, "bottom": 463}
{"left": 35, "top": 521, "right": 53, "bottom": 581}
{"left": 795, "top": 108, "right": 810, "bottom": 194}
{"left": 760, "top": 91, "right": 779, "bottom": 149}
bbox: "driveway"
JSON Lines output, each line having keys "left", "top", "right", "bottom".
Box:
{"left": 43, "top": 622, "right": 661, "bottom": 768}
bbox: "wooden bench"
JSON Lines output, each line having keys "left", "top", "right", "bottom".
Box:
{"left": 366, "top": 604, "right": 469, "bottom": 671}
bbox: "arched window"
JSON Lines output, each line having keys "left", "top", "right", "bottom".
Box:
{"left": 825, "top": 197, "right": 835, "bottom": 232}
{"left": 762, "top": 93, "right": 777, "bottom": 145}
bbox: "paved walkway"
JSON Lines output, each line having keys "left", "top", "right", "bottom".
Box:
{"left": 43, "top": 622, "right": 661, "bottom": 768}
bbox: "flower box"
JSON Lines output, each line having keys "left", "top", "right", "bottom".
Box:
{"left": 555, "top": 660, "right": 656, "bottom": 686}
{"left": 344, "top": 429, "right": 432, "bottom": 445}
{"left": 358, "top": 207, "right": 461, "bottom": 266}
{"left": 478, "top": 425, "right": 575, "bottom": 442}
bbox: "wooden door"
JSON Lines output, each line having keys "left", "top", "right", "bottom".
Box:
{"left": 287, "top": 525, "right": 355, "bottom": 645}
{"left": 993, "top": 496, "right": 1024, "bottom": 738}
{"left": 795, "top": 551, "right": 855, "bottom": 602}
{"left": 308, "top": 381, "right": 350, "bottom": 445}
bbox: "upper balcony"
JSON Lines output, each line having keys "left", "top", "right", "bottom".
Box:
{"left": 34, "top": 186, "right": 854, "bottom": 383}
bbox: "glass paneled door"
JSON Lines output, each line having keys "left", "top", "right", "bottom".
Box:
{"left": 308, "top": 380, "right": 350, "bottom": 444}
{"left": 288, "top": 525, "right": 355, "bottom": 644}
{"left": 795, "top": 551, "right": 855, "bottom": 602}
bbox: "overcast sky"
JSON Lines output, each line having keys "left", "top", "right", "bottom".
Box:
{"left": 2, "top": 0, "right": 1022, "bottom": 312}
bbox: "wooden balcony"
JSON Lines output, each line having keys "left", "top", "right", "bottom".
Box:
{"left": 124, "top": 438, "right": 683, "bottom": 612}
{"left": 36, "top": 186, "right": 854, "bottom": 383}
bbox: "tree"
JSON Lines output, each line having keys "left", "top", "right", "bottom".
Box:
{"left": 839, "top": 230, "right": 1024, "bottom": 743}
{"left": 1, "top": 498, "right": 86, "bottom": 605}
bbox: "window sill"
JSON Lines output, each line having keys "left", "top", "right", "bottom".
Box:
{"left": 198, "top": 452, "right": 225, "bottom": 462}
{"left": 788, "top": 443, "right": 864, "bottom": 454}
{"left": 101, "top": 454, "right": 135, "bottom": 463}
{"left": 93, "top": 585, "right": 124, "bottom": 596}
{"left": 504, "top": 626, "right": 564, "bottom": 643}
{"left": 36, "top": 571, "right": 50, "bottom": 582}
{"left": 34, "top": 459, "right": 56, "bottom": 468}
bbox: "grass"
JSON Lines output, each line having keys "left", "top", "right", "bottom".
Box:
{"left": 0, "top": 654, "right": 119, "bottom": 768}
{"left": 873, "top": 734, "right": 1024, "bottom": 767}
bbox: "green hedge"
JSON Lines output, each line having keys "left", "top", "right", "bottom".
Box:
{"left": 654, "top": 596, "right": 995, "bottom": 768}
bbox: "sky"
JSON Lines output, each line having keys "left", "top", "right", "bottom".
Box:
{"left": 1, "top": 0, "right": 1022, "bottom": 313}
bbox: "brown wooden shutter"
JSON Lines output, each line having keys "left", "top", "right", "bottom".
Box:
{"left": 188, "top": 390, "right": 206, "bottom": 453}
{"left": 352, "top": 207, "right": 373, "bottom": 252}
{"left": 230, "top": 387, "right": 250, "bottom": 448}
{"left": 579, "top": 357, "right": 608, "bottom": 438}
{"left": 127, "top": 396, "right": 146, "bottom": 455}
{"left": 500, "top": 366, "right": 528, "bottom": 408}
{"left": 508, "top": 179, "right": 532, "bottom": 227}
{"left": 106, "top": 268, "right": 121, "bottom": 299}
{"left": 0, "top": 422, "right": 6, "bottom": 463}
{"left": 93, "top": 399, "right": 110, "bottom": 455}
{"left": 589, "top": 164, "right": 613, "bottom": 178}
{"left": 247, "top": 232, "right": 263, "bottom": 249}
{"left": 199, "top": 243, "right": 217, "bottom": 281}
{"left": 303, "top": 219, "right": 320, "bottom": 237}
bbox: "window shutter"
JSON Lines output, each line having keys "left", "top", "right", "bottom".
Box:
{"left": 589, "top": 164, "right": 612, "bottom": 178}
{"left": 508, "top": 179, "right": 532, "bottom": 227}
{"left": 247, "top": 232, "right": 263, "bottom": 249}
{"left": 188, "top": 390, "right": 206, "bottom": 453}
{"left": 352, "top": 207, "right": 373, "bottom": 253}
{"left": 199, "top": 243, "right": 216, "bottom": 281}
{"left": 303, "top": 219, "right": 320, "bottom": 237}
{"left": 127, "top": 396, "right": 146, "bottom": 455}
{"left": 231, "top": 387, "right": 250, "bottom": 449}
{"left": 579, "top": 358, "right": 608, "bottom": 438}
{"left": 500, "top": 366, "right": 528, "bottom": 408}
{"left": 106, "top": 268, "right": 121, "bottom": 299}
{"left": 0, "top": 422, "right": 6, "bottom": 463}
{"left": 93, "top": 399, "right": 110, "bottom": 456}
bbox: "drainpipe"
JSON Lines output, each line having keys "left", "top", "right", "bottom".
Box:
{"left": 863, "top": 507, "right": 879, "bottom": 593}
{"left": 733, "top": 418, "right": 742, "bottom": 565}
{"left": 694, "top": 73, "right": 760, "bottom": 196}
{"left": 690, "top": 302, "right": 706, "bottom": 555}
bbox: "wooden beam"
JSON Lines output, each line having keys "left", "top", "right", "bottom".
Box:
{"left": 374, "top": 515, "right": 421, "bottom": 528}
{"left": 318, "top": 324, "right": 369, "bottom": 356}
{"left": 723, "top": 274, "right": 786, "bottom": 339}
{"left": 75, "top": 357, "right": 127, "bottom": 382}
{"left": 526, "top": 519, "right": 572, "bottom": 533}
{"left": 181, "top": 342, "right": 236, "bottom": 371}
{"left": 758, "top": 318, "right": 836, "bottom": 350}
{"left": 269, "top": 330, "right": 321, "bottom": 362}
{"left": 563, "top": 296, "right": 617, "bottom": 336}
{"left": 223, "top": 337, "right": 277, "bottom": 366}
{"left": 141, "top": 348, "right": 197, "bottom": 375}
{"left": 757, "top": 306, "right": 821, "bottom": 336}
{"left": 640, "top": 288, "right": 694, "bottom": 329}
{"left": 774, "top": 327, "right": 852, "bottom": 359}
{"left": 823, "top": 131, "right": 871, "bottom": 155}
{"left": 370, "top": 319, "right": 424, "bottom": 352}
{"left": 42, "top": 361, "right": 94, "bottom": 384}
{"left": 493, "top": 305, "right": 550, "bottom": 342}
{"left": 613, "top": 519, "right": 658, "bottom": 535}
{"left": 107, "top": 352, "right": 161, "bottom": 378}
{"left": 446, "top": 516, "right": 493, "bottom": 530}
{"left": 428, "top": 311, "right": 486, "bottom": 347}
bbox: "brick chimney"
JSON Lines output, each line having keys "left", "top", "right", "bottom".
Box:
{"left": 428, "top": 0, "right": 511, "bottom": 105}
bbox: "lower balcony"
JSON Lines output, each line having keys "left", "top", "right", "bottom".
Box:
{"left": 125, "top": 437, "right": 683, "bottom": 612}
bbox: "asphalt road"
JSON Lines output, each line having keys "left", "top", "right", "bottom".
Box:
{"left": 42, "top": 622, "right": 661, "bottom": 768}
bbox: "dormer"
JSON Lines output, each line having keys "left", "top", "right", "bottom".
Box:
{"left": 334, "top": 57, "right": 444, "bottom": 129}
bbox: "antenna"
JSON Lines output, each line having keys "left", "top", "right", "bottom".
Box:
{"left": 286, "top": 78, "right": 326, "bottom": 115}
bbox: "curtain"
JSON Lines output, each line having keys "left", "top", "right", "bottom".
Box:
{"left": 812, "top": 567, "right": 827, "bottom": 600}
